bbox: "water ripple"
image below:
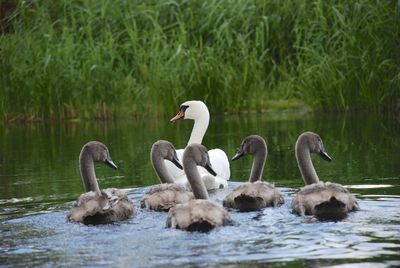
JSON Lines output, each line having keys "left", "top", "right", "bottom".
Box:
{"left": 0, "top": 184, "right": 399, "bottom": 267}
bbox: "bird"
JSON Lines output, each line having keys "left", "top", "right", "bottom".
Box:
{"left": 291, "top": 132, "right": 359, "bottom": 221}
{"left": 166, "top": 144, "right": 231, "bottom": 232}
{"left": 67, "top": 141, "right": 135, "bottom": 224}
{"left": 165, "top": 100, "right": 230, "bottom": 190}
{"left": 140, "top": 140, "right": 194, "bottom": 211}
{"left": 223, "top": 135, "right": 284, "bottom": 211}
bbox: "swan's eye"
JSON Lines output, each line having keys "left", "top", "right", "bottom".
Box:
{"left": 180, "top": 105, "right": 189, "bottom": 112}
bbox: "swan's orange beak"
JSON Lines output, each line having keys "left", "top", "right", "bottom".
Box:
{"left": 170, "top": 111, "right": 185, "bottom": 123}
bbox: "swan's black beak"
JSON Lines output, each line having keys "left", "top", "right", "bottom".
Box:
{"left": 319, "top": 150, "right": 332, "bottom": 162}
{"left": 105, "top": 158, "right": 118, "bottom": 169}
{"left": 171, "top": 154, "right": 183, "bottom": 170}
{"left": 205, "top": 160, "right": 217, "bottom": 176}
{"left": 232, "top": 147, "right": 245, "bottom": 161}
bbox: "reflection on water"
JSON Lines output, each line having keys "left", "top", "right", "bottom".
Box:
{"left": 1, "top": 185, "right": 399, "bottom": 267}
{"left": 346, "top": 185, "right": 393, "bottom": 189}
{"left": 0, "top": 112, "right": 399, "bottom": 266}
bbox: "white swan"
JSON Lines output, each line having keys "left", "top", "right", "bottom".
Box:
{"left": 166, "top": 100, "right": 230, "bottom": 190}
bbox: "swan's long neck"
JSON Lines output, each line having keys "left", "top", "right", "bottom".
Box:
{"left": 79, "top": 149, "right": 101, "bottom": 195}
{"left": 296, "top": 140, "right": 319, "bottom": 185}
{"left": 152, "top": 154, "right": 175, "bottom": 184}
{"left": 249, "top": 146, "right": 267, "bottom": 182}
{"left": 183, "top": 158, "right": 209, "bottom": 199}
{"left": 187, "top": 113, "right": 209, "bottom": 145}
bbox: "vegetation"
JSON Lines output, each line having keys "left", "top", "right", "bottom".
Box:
{"left": 0, "top": 0, "right": 399, "bottom": 121}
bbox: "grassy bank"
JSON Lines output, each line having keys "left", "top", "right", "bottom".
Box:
{"left": 1, "top": 0, "right": 399, "bottom": 121}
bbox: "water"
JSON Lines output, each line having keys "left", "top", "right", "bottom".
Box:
{"left": 1, "top": 112, "right": 399, "bottom": 267}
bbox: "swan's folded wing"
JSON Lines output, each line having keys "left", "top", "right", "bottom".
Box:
{"left": 223, "top": 182, "right": 283, "bottom": 210}
{"left": 141, "top": 184, "right": 194, "bottom": 211}
{"left": 291, "top": 182, "right": 358, "bottom": 216}
{"left": 167, "top": 148, "right": 230, "bottom": 190}
{"left": 208, "top": 148, "right": 230, "bottom": 180}
{"left": 166, "top": 200, "right": 230, "bottom": 230}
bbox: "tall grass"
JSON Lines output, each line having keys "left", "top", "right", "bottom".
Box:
{"left": 0, "top": 0, "right": 399, "bottom": 121}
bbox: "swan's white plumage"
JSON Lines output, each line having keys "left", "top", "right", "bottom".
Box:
{"left": 166, "top": 101, "right": 230, "bottom": 190}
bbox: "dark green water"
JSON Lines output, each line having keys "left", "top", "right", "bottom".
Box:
{"left": 1, "top": 112, "right": 399, "bottom": 267}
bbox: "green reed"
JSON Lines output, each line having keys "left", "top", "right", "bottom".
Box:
{"left": 0, "top": 0, "right": 398, "bottom": 121}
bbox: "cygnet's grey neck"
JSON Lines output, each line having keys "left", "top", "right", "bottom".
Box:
{"left": 183, "top": 158, "right": 209, "bottom": 199}
{"left": 295, "top": 139, "right": 319, "bottom": 185}
{"left": 187, "top": 112, "right": 209, "bottom": 145}
{"left": 249, "top": 145, "right": 267, "bottom": 182}
{"left": 152, "top": 152, "right": 175, "bottom": 184}
{"left": 79, "top": 148, "right": 101, "bottom": 196}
